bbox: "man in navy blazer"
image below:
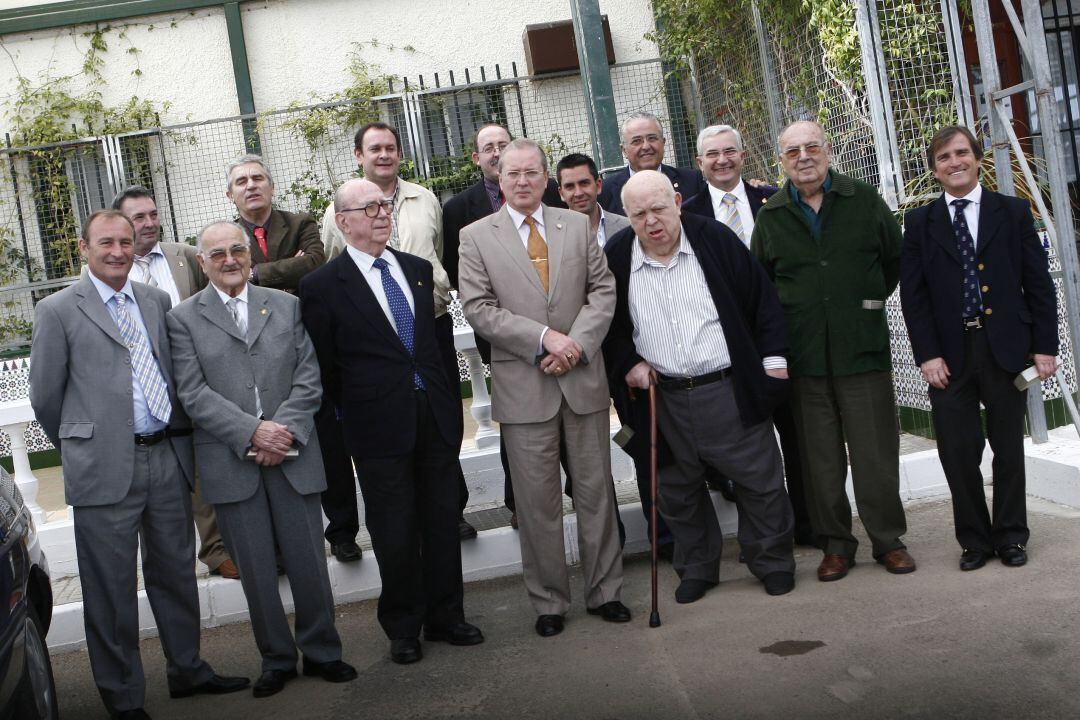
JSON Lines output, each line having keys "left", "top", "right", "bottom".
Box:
{"left": 900, "top": 125, "right": 1058, "bottom": 571}
{"left": 300, "top": 179, "right": 483, "bottom": 665}
{"left": 598, "top": 112, "right": 704, "bottom": 216}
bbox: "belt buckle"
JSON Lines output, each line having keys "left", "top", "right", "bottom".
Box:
{"left": 685, "top": 375, "right": 696, "bottom": 390}
{"left": 964, "top": 317, "right": 982, "bottom": 330}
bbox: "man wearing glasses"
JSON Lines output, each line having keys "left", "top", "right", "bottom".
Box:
{"left": 751, "top": 120, "right": 916, "bottom": 582}
{"left": 169, "top": 221, "right": 355, "bottom": 697}
{"left": 301, "top": 179, "right": 483, "bottom": 665}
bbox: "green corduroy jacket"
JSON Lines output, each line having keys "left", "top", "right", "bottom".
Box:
{"left": 750, "top": 169, "right": 902, "bottom": 377}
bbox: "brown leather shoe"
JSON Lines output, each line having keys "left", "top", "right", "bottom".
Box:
{"left": 211, "top": 558, "right": 240, "bottom": 580}
{"left": 817, "top": 554, "right": 854, "bottom": 582}
{"left": 877, "top": 548, "right": 916, "bottom": 574}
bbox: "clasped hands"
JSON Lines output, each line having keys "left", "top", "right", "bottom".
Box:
{"left": 540, "top": 329, "right": 583, "bottom": 376}
{"left": 921, "top": 354, "right": 1058, "bottom": 390}
{"left": 250, "top": 420, "right": 294, "bottom": 466}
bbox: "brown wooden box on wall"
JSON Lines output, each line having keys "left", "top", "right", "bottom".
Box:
{"left": 522, "top": 17, "right": 616, "bottom": 75}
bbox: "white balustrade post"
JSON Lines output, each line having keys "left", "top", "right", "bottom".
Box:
{"left": 453, "top": 326, "right": 500, "bottom": 449}
{"left": 4, "top": 420, "right": 45, "bottom": 525}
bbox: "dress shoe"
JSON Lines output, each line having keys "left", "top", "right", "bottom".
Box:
{"left": 114, "top": 710, "right": 152, "bottom": 720}
{"left": 762, "top": 572, "right": 795, "bottom": 596}
{"left": 252, "top": 668, "right": 297, "bottom": 698}
{"left": 390, "top": 638, "right": 423, "bottom": 664}
{"left": 424, "top": 621, "right": 485, "bottom": 645}
{"left": 675, "top": 578, "right": 718, "bottom": 604}
{"left": 302, "top": 658, "right": 358, "bottom": 682}
{"left": 877, "top": 548, "right": 917, "bottom": 574}
{"left": 209, "top": 558, "right": 241, "bottom": 579}
{"left": 169, "top": 672, "right": 250, "bottom": 698}
{"left": 586, "top": 600, "right": 631, "bottom": 623}
{"left": 509, "top": 512, "right": 519, "bottom": 530}
{"left": 458, "top": 518, "right": 478, "bottom": 540}
{"left": 817, "top": 554, "right": 854, "bottom": 582}
{"left": 998, "top": 544, "right": 1028, "bottom": 567}
{"left": 535, "top": 614, "right": 564, "bottom": 637}
{"left": 959, "top": 549, "right": 991, "bottom": 571}
{"left": 330, "top": 540, "right": 363, "bottom": 563}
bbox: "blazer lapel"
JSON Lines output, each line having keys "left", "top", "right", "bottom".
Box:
{"left": 132, "top": 284, "right": 165, "bottom": 360}
{"left": 246, "top": 287, "right": 271, "bottom": 347}
{"left": 492, "top": 207, "right": 548, "bottom": 297}
{"left": 74, "top": 278, "right": 126, "bottom": 348}
{"left": 161, "top": 244, "right": 191, "bottom": 298}
{"left": 266, "top": 209, "right": 285, "bottom": 261}
{"left": 928, "top": 194, "right": 961, "bottom": 264}
{"left": 335, "top": 253, "right": 410, "bottom": 356}
{"left": 197, "top": 285, "right": 246, "bottom": 343}
{"left": 975, "top": 188, "right": 1002, "bottom": 257}
{"left": 543, "top": 206, "right": 565, "bottom": 296}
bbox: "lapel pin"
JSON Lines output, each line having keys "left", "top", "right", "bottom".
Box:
{"left": 556, "top": 223, "right": 563, "bottom": 230}
{"left": 417, "top": 280, "right": 424, "bottom": 287}
{"left": 260, "top": 308, "right": 268, "bottom": 315}
{"left": 178, "top": 261, "right": 184, "bottom": 267}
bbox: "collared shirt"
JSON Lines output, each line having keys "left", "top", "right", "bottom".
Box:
{"left": 483, "top": 177, "right": 502, "bottom": 213}
{"left": 346, "top": 245, "right": 415, "bottom": 332}
{"left": 595, "top": 205, "right": 610, "bottom": 249}
{"left": 789, "top": 172, "right": 834, "bottom": 237}
{"left": 943, "top": 183, "right": 982, "bottom": 247}
{"left": 132, "top": 243, "right": 181, "bottom": 307}
{"left": 212, "top": 282, "right": 262, "bottom": 416}
{"left": 87, "top": 270, "right": 169, "bottom": 435}
{"left": 707, "top": 179, "right": 754, "bottom": 245}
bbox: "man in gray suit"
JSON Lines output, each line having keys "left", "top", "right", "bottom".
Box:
{"left": 556, "top": 152, "right": 630, "bottom": 248}
{"left": 111, "top": 185, "right": 239, "bottom": 581}
{"left": 458, "top": 138, "right": 627, "bottom": 638}
{"left": 168, "top": 221, "right": 356, "bottom": 698}
{"left": 29, "top": 210, "right": 248, "bottom": 720}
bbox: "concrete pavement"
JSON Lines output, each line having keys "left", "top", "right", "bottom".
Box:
{"left": 50, "top": 497, "right": 1080, "bottom": 719}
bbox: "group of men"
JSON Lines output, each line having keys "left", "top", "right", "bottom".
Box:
{"left": 28, "top": 105, "right": 1057, "bottom": 719}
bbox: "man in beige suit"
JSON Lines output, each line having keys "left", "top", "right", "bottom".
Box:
{"left": 458, "top": 138, "right": 627, "bottom": 638}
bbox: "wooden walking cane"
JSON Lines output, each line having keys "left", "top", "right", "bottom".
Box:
{"left": 649, "top": 384, "right": 661, "bottom": 628}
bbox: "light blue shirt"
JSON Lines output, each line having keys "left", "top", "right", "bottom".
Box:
{"left": 87, "top": 271, "right": 169, "bottom": 434}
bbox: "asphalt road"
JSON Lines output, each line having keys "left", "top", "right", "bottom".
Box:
{"left": 51, "top": 497, "right": 1080, "bottom": 719}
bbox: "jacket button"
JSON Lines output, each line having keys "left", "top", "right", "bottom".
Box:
{"left": 978, "top": 263, "right": 985, "bottom": 271}
{"left": 127, "top": 420, "right": 133, "bottom": 426}
{"left": 985, "top": 308, "right": 993, "bottom": 316}
{"left": 981, "top": 285, "right": 989, "bottom": 293}
{"left": 820, "top": 260, "right": 828, "bottom": 267}
{"left": 246, "top": 382, "right": 254, "bottom": 388}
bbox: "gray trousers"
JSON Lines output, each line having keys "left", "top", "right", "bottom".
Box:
{"left": 73, "top": 441, "right": 213, "bottom": 715}
{"left": 657, "top": 378, "right": 795, "bottom": 581}
{"left": 214, "top": 466, "right": 342, "bottom": 672}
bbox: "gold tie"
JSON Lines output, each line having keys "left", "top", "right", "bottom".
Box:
{"left": 524, "top": 216, "right": 549, "bottom": 292}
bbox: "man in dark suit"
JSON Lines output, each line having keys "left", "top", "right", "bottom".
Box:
{"left": 681, "top": 125, "right": 814, "bottom": 546}
{"left": 29, "top": 210, "right": 248, "bottom": 719}
{"left": 900, "top": 125, "right": 1058, "bottom": 571}
{"left": 225, "top": 154, "right": 326, "bottom": 293}
{"left": 603, "top": 170, "right": 797, "bottom": 602}
{"left": 169, "top": 221, "right": 356, "bottom": 698}
{"left": 300, "top": 179, "right": 483, "bottom": 665}
{"left": 598, "top": 112, "right": 704, "bottom": 216}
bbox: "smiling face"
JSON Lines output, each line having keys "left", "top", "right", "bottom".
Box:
{"left": 557, "top": 164, "right": 602, "bottom": 216}
{"left": 620, "top": 117, "right": 666, "bottom": 172}
{"left": 356, "top": 127, "right": 402, "bottom": 187}
{"left": 472, "top": 125, "right": 512, "bottom": 183}
{"left": 198, "top": 223, "right": 251, "bottom": 297}
{"left": 80, "top": 214, "right": 136, "bottom": 291}
{"left": 931, "top": 132, "right": 982, "bottom": 197}
{"left": 697, "top": 131, "right": 745, "bottom": 192}
{"left": 226, "top": 162, "right": 274, "bottom": 221}
{"left": 118, "top": 195, "right": 161, "bottom": 257}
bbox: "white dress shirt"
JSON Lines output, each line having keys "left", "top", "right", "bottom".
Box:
{"left": 943, "top": 183, "right": 982, "bottom": 247}
{"left": 132, "top": 243, "right": 182, "bottom": 308}
{"left": 595, "top": 205, "right": 610, "bottom": 249}
{"left": 707, "top": 179, "right": 754, "bottom": 246}
{"left": 346, "top": 245, "right": 415, "bottom": 333}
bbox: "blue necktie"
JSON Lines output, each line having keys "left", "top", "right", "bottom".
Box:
{"left": 373, "top": 257, "right": 425, "bottom": 390}
{"left": 951, "top": 199, "right": 982, "bottom": 318}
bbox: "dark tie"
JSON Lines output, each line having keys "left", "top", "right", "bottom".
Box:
{"left": 373, "top": 257, "right": 424, "bottom": 390}
{"left": 951, "top": 199, "right": 982, "bottom": 317}
{"left": 253, "top": 226, "right": 269, "bottom": 259}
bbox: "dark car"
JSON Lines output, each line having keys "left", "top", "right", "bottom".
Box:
{"left": 0, "top": 465, "right": 57, "bottom": 720}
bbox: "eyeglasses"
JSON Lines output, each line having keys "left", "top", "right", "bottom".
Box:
{"left": 202, "top": 244, "right": 250, "bottom": 263}
{"left": 702, "top": 148, "right": 741, "bottom": 160}
{"left": 339, "top": 198, "right": 394, "bottom": 218}
{"left": 781, "top": 142, "right": 826, "bottom": 160}
{"left": 478, "top": 141, "right": 510, "bottom": 155}
{"left": 503, "top": 169, "right": 544, "bottom": 182}
{"left": 627, "top": 134, "right": 663, "bottom": 147}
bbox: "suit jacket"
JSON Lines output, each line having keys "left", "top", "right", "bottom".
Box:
{"left": 603, "top": 212, "right": 790, "bottom": 435}
{"left": 599, "top": 164, "right": 705, "bottom": 216}
{"left": 159, "top": 241, "right": 208, "bottom": 299}
{"left": 28, "top": 277, "right": 194, "bottom": 507}
{"left": 167, "top": 284, "right": 325, "bottom": 505}
{"left": 900, "top": 186, "right": 1058, "bottom": 375}
{"left": 458, "top": 205, "right": 616, "bottom": 424}
{"left": 243, "top": 207, "right": 326, "bottom": 293}
{"left": 601, "top": 210, "right": 631, "bottom": 243}
{"left": 681, "top": 180, "right": 778, "bottom": 222}
{"left": 298, "top": 249, "right": 463, "bottom": 458}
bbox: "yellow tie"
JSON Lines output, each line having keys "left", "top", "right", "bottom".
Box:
{"left": 524, "top": 216, "right": 549, "bottom": 292}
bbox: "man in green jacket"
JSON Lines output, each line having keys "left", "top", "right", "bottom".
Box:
{"left": 751, "top": 120, "right": 915, "bottom": 582}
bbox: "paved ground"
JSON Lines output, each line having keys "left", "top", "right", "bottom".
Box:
{"left": 50, "top": 496, "right": 1080, "bottom": 720}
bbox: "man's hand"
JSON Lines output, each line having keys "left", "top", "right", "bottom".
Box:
{"left": 253, "top": 448, "right": 287, "bottom": 467}
{"left": 920, "top": 357, "right": 950, "bottom": 390}
{"left": 1033, "top": 353, "right": 1059, "bottom": 380}
{"left": 541, "top": 330, "right": 583, "bottom": 376}
{"left": 251, "top": 420, "right": 294, "bottom": 454}
{"left": 625, "top": 360, "right": 657, "bottom": 390}
{"left": 765, "top": 368, "right": 789, "bottom": 379}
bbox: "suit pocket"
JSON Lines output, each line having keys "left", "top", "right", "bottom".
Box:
{"left": 58, "top": 422, "right": 94, "bottom": 439}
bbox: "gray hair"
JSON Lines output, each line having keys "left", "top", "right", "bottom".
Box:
{"left": 620, "top": 112, "right": 665, "bottom": 142}
{"left": 195, "top": 221, "right": 247, "bottom": 253}
{"left": 225, "top": 154, "right": 274, "bottom": 192}
{"left": 696, "top": 124, "right": 744, "bottom": 155}
{"left": 620, "top": 169, "right": 676, "bottom": 212}
{"left": 497, "top": 138, "right": 549, "bottom": 173}
{"left": 777, "top": 120, "right": 830, "bottom": 154}
{"left": 333, "top": 178, "right": 379, "bottom": 216}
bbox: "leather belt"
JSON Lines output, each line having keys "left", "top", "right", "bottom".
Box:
{"left": 656, "top": 367, "right": 732, "bottom": 390}
{"left": 134, "top": 428, "right": 192, "bottom": 446}
{"left": 962, "top": 315, "right": 984, "bottom": 331}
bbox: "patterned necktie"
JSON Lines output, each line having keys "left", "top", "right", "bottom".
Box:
{"left": 113, "top": 292, "right": 171, "bottom": 423}
{"left": 133, "top": 255, "right": 159, "bottom": 288}
{"left": 951, "top": 199, "right": 983, "bottom": 317}
{"left": 373, "top": 257, "right": 425, "bottom": 389}
{"left": 227, "top": 297, "right": 262, "bottom": 415}
{"left": 253, "top": 226, "right": 269, "bottom": 259}
{"left": 721, "top": 193, "right": 745, "bottom": 243}
{"left": 524, "top": 216, "right": 549, "bottom": 292}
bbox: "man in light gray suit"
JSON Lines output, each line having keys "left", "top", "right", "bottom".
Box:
{"left": 29, "top": 210, "right": 248, "bottom": 720}
{"left": 458, "top": 138, "right": 627, "bottom": 638}
{"left": 168, "top": 221, "right": 356, "bottom": 698}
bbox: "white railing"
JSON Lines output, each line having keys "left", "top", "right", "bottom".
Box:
{"left": 0, "top": 399, "right": 45, "bottom": 527}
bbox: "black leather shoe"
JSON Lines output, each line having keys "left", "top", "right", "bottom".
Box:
{"left": 330, "top": 540, "right": 363, "bottom": 563}
{"left": 114, "top": 710, "right": 152, "bottom": 720}
{"left": 998, "top": 544, "right": 1028, "bottom": 567}
{"left": 960, "top": 549, "right": 991, "bottom": 571}
{"left": 390, "top": 638, "right": 423, "bottom": 664}
{"left": 252, "top": 668, "right": 297, "bottom": 698}
{"left": 535, "top": 614, "right": 564, "bottom": 637}
{"left": 586, "top": 600, "right": 631, "bottom": 623}
{"left": 458, "top": 518, "right": 478, "bottom": 540}
{"left": 762, "top": 572, "right": 795, "bottom": 596}
{"left": 675, "top": 578, "right": 718, "bottom": 604}
{"left": 424, "top": 621, "right": 485, "bottom": 646}
{"left": 302, "top": 658, "right": 358, "bottom": 682}
{"left": 169, "top": 673, "right": 250, "bottom": 698}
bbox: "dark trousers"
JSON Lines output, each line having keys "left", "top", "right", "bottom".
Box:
{"left": 353, "top": 391, "right": 465, "bottom": 639}
{"left": 315, "top": 405, "right": 358, "bottom": 545}
{"left": 929, "top": 328, "right": 1029, "bottom": 552}
{"left": 435, "top": 312, "right": 470, "bottom": 516}
{"left": 773, "top": 399, "right": 813, "bottom": 536}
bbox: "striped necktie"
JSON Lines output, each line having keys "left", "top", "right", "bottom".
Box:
{"left": 113, "top": 292, "right": 171, "bottom": 423}
{"left": 721, "top": 193, "right": 745, "bottom": 243}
